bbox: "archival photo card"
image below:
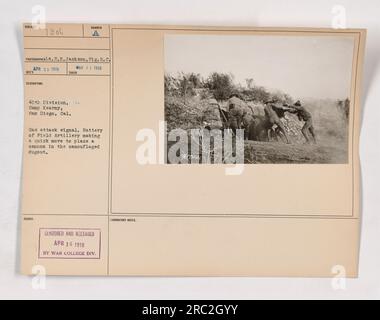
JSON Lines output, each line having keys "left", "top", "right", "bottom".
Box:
{"left": 20, "top": 24, "right": 365, "bottom": 276}
{"left": 164, "top": 34, "right": 355, "bottom": 164}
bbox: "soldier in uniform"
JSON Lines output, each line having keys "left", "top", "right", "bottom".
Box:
{"left": 288, "top": 100, "right": 317, "bottom": 144}
{"left": 264, "top": 99, "right": 290, "bottom": 144}
{"left": 227, "top": 94, "right": 245, "bottom": 135}
{"left": 241, "top": 110, "right": 254, "bottom": 140}
{"left": 202, "top": 98, "right": 223, "bottom": 130}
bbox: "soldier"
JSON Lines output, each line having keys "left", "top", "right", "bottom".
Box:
{"left": 202, "top": 98, "right": 223, "bottom": 130}
{"left": 227, "top": 94, "right": 245, "bottom": 135}
{"left": 264, "top": 100, "right": 290, "bottom": 144}
{"left": 289, "top": 100, "right": 317, "bottom": 144}
{"left": 241, "top": 110, "right": 254, "bottom": 140}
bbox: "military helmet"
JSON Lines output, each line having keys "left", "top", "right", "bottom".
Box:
{"left": 294, "top": 100, "right": 302, "bottom": 106}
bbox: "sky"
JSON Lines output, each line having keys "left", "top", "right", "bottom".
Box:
{"left": 164, "top": 34, "right": 355, "bottom": 100}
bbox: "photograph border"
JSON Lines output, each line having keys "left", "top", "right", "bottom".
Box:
{"left": 109, "top": 26, "right": 365, "bottom": 220}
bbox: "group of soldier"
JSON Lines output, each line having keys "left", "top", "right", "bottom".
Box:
{"left": 203, "top": 94, "right": 317, "bottom": 144}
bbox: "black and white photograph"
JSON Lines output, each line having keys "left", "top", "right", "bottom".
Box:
{"left": 164, "top": 34, "right": 355, "bottom": 164}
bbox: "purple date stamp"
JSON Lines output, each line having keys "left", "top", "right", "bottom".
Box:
{"left": 38, "top": 228, "right": 101, "bottom": 259}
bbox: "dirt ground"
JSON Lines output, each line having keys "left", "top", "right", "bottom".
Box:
{"left": 243, "top": 141, "right": 348, "bottom": 164}
{"left": 166, "top": 139, "right": 348, "bottom": 164}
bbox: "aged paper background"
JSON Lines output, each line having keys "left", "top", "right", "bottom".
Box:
{"left": 2, "top": 0, "right": 380, "bottom": 300}
{"left": 20, "top": 24, "right": 365, "bottom": 277}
